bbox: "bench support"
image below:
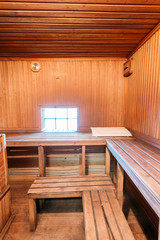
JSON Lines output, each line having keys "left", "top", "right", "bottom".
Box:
{"left": 105, "top": 147, "right": 110, "bottom": 175}
{"left": 38, "top": 146, "right": 45, "bottom": 177}
{"left": 116, "top": 163, "right": 124, "bottom": 209}
{"left": 81, "top": 145, "right": 86, "bottom": 175}
{"left": 158, "top": 218, "right": 160, "bottom": 240}
{"left": 28, "top": 198, "right": 37, "bottom": 231}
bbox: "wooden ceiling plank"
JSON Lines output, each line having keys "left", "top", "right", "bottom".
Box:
{"left": 1, "top": 3, "right": 160, "bottom": 13}
{"left": 0, "top": 23, "right": 155, "bottom": 29}
{"left": 0, "top": 10, "right": 160, "bottom": 19}
{"left": 0, "top": 39, "right": 141, "bottom": 44}
{"left": 0, "top": 0, "right": 160, "bottom": 4}
{"left": 0, "top": 28, "right": 150, "bottom": 34}
{"left": 0, "top": 33, "right": 146, "bottom": 38}
{"left": 0, "top": 17, "right": 158, "bottom": 24}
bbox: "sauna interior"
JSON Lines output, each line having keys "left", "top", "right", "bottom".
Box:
{"left": 0, "top": 1, "right": 160, "bottom": 240}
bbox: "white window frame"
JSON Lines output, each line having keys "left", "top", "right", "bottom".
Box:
{"left": 41, "top": 107, "right": 78, "bottom": 132}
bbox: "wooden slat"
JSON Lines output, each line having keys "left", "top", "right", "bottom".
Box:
{"left": 99, "top": 190, "right": 123, "bottom": 240}
{"left": 31, "top": 180, "right": 111, "bottom": 188}
{"left": 38, "top": 146, "right": 45, "bottom": 177}
{"left": 91, "top": 190, "right": 110, "bottom": 239}
{"left": 107, "top": 190, "right": 135, "bottom": 240}
{"left": 83, "top": 191, "right": 97, "bottom": 240}
{"left": 1, "top": 3, "right": 160, "bottom": 12}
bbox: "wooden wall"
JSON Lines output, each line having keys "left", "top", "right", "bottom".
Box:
{"left": 125, "top": 29, "right": 160, "bottom": 140}
{"left": 0, "top": 58, "right": 125, "bottom": 132}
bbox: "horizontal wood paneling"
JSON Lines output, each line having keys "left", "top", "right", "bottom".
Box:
{"left": 0, "top": 58, "right": 125, "bottom": 132}
{"left": 0, "top": 1, "right": 160, "bottom": 58}
{"left": 125, "top": 29, "right": 160, "bottom": 140}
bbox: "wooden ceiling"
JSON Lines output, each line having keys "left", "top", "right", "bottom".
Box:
{"left": 0, "top": 0, "right": 160, "bottom": 58}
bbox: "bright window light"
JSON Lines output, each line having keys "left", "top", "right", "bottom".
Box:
{"left": 41, "top": 107, "right": 78, "bottom": 132}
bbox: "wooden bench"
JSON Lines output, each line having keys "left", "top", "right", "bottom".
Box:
{"left": 27, "top": 175, "right": 114, "bottom": 231}
{"left": 83, "top": 190, "right": 135, "bottom": 240}
{"left": 106, "top": 138, "right": 160, "bottom": 239}
{"left": 27, "top": 174, "right": 135, "bottom": 239}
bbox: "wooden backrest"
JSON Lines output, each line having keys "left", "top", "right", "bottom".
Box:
{"left": 0, "top": 134, "right": 8, "bottom": 191}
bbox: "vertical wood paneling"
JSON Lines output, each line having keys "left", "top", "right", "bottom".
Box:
{"left": 125, "top": 29, "right": 160, "bottom": 139}
{"left": 0, "top": 58, "right": 125, "bottom": 132}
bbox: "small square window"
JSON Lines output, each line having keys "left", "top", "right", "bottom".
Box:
{"left": 41, "top": 107, "right": 78, "bottom": 132}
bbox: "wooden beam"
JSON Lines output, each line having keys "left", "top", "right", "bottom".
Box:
{"left": 81, "top": 145, "right": 86, "bottom": 175}
{"left": 38, "top": 146, "right": 45, "bottom": 177}
{"left": 116, "top": 163, "right": 124, "bottom": 209}
{"left": 105, "top": 147, "right": 110, "bottom": 175}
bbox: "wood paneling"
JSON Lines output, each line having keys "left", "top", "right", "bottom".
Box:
{"left": 0, "top": 1, "right": 160, "bottom": 58}
{"left": 125, "top": 29, "right": 160, "bottom": 140}
{"left": 0, "top": 58, "right": 125, "bottom": 132}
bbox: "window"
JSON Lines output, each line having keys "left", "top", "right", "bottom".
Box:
{"left": 41, "top": 107, "right": 78, "bottom": 132}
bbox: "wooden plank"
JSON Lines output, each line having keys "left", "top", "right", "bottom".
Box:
{"left": 34, "top": 175, "right": 110, "bottom": 183}
{"left": 116, "top": 162, "right": 124, "bottom": 208}
{"left": 0, "top": 0, "right": 160, "bottom": 4}
{"left": 31, "top": 180, "right": 111, "bottom": 189}
{"left": 91, "top": 191, "right": 110, "bottom": 239}
{"left": 38, "top": 146, "right": 45, "bottom": 177}
{"left": 83, "top": 191, "right": 97, "bottom": 240}
{"left": 0, "top": 11, "right": 160, "bottom": 19}
{"left": 107, "top": 190, "right": 135, "bottom": 240}
{"left": 28, "top": 198, "right": 37, "bottom": 231}
{"left": 1, "top": 3, "right": 160, "bottom": 13}
{"left": 99, "top": 190, "right": 123, "bottom": 240}
{"left": 0, "top": 17, "right": 157, "bottom": 25}
{"left": 105, "top": 147, "right": 110, "bottom": 175}
{"left": 28, "top": 185, "right": 114, "bottom": 196}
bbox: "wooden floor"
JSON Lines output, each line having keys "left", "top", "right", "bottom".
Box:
{"left": 4, "top": 178, "right": 155, "bottom": 240}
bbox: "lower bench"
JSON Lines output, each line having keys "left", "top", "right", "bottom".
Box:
{"left": 27, "top": 175, "right": 135, "bottom": 239}
{"left": 83, "top": 190, "right": 135, "bottom": 240}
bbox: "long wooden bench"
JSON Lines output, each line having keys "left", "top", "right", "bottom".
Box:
{"left": 83, "top": 190, "right": 135, "bottom": 240}
{"left": 106, "top": 138, "right": 160, "bottom": 239}
{"left": 27, "top": 175, "right": 135, "bottom": 239}
{"left": 27, "top": 175, "right": 114, "bottom": 231}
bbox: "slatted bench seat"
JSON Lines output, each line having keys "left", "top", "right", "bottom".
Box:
{"left": 27, "top": 175, "right": 114, "bottom": 231}
{"left": 106, "top": 138, "right": 160, "bottom": 239}
{"left": 83, "top": 190, "right": 135, "bottom": 240}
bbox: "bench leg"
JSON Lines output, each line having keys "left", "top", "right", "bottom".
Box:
{"left": 158, "top": 218, "right": 160, "bottom": 240}
{"left": 116, "top": 163, "right": 124, "bottom": 209}
{"left": 29, "top": 198, "right": 37, "bottom": 231}
{"left": 113, "top": 157, "right": 117, "bottom": 184}
{"left": 38, "top": 146, "right": 45, "bottom": 177}
{"left": 105, "top": 147, "right": 111, "bottom": 175}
